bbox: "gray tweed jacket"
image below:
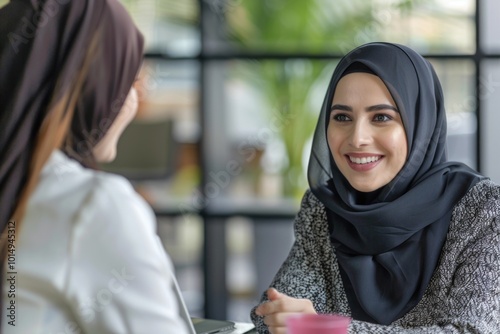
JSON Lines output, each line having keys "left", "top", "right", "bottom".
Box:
{"left": 251, "top": 180, "right": 500, "bottom": 333}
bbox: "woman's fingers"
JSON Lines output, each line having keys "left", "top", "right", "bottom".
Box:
{"left": 267, "top": 287, "right": 282, "bottom": 301}
{"left": 256, "top": 288, "right": 317, "bottom": 318}
{"left": 268, "top": 326, "right": 287, "bottom": 334}
{"left": 263, "top": 312, "right": 298, "bottom": 327}
{"left": 265, "top": 310, "right": 291, "bottom": 334}
{"left": 255, "top": 290, "right": 318, "bottom": 333}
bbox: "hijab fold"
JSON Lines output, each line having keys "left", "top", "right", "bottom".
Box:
{"left": 308, "top": 42, "right": 484, "bottom": 324}
{"left": 0, "top": 0, "right": 144, "bottom": 238}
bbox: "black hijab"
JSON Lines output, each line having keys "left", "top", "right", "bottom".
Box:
{"left": 0, "top": 0, "right": 143, "bottom": 242}
{"left": 308, "top": 42, "right": 485, "bottom": 324}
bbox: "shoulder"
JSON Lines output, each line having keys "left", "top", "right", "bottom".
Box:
{"left": 453, "top": 179, "right": 500, "bottom": 221}
{"left": 68, "top": 171, "right": 164, "bottom": 276}
{"left": 464, "top": 179, "right": 499, "bottom": 202}
{"left": 299, "top": 189, "right": 325, "bottom": 212}
{"left": 294, "top": 189, "right": 328, "bottom": 236}
{"left": 297, "top": 189, "right": 326, "bottom": 220}
{"left": 85, "top": 171, "right": 156, "bottom": 231}
{"left": 38, "top": 150, "right": 156, "bottom": 233}
{"left": 92, "top": 171, "right": 142, "bottom": 202}
{"left": 449, "top": 179, "right": 500, "bottom": 245}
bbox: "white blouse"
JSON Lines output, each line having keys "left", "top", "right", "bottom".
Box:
{"left": 2, "top": 150, "right": 191, "bottom": 334}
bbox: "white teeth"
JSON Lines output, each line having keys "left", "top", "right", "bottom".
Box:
{"left": 349, "top": 156, "right": 380, "bottom": 164}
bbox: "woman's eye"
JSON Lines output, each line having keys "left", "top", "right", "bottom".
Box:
{"left": 373, "top": 114, "right": 392, "bottom": 122}
{"left": 333, "top": 114, "right": 350, "bottom": 122}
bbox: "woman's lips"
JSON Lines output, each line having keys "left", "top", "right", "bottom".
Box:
{"left": 345, "top": 154, "right": 383, "bottom": 172}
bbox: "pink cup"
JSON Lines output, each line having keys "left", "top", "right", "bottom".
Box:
{"left": 286, "top": 314, "right": 351, "bottom": 334}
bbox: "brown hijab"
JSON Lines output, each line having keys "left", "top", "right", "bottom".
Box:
{"left": 0, "top": 0, "right": 144, "bottom": 255}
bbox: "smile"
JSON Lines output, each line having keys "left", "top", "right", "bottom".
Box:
{"left": 348, "top": 155, "right": 381, "bottom": 164}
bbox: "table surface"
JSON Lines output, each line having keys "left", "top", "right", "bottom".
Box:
{"left": 233, "top": 322, "right": 257, "bottom": 333}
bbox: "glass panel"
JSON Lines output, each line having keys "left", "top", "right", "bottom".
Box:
{"left": 480, "top": 0, "right": 500, "bottom": 53}
{"left": 157, "top": 215, "right": 204, "bottom": 317}
{"left": 226, "top": 217, "right": 256, "bottom": 322}
{"left": 429, "top": 59, "right": 477, "bottom": 169}
{"left": 100, "top": 59, "right": 201, "bottom": 211}
{"left": 480, "top": 60, "right": 500, "bottom": 182}
{"left": 375, "top": 0, "right": 475, "bottom": 54}
{"left": 203, "top": 59, "right": 335, "bottom": 205}
{"left": 226, "top": 217, "right": 294, "bottom": 322}
{"left": 205, "top": 0, "right": 475, "bottom": 55}
{"left": 122, "top": 0, "right": 200, "bottom": 56}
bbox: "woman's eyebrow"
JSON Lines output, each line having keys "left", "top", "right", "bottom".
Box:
{"left": 366, "top": 104, "right": 399, "bottom": 112}
{"left": 330, "top": 104, "right": 398, "bottom": 112}
{"left": 330, "top": 104, "right": 352, "bottom": 112}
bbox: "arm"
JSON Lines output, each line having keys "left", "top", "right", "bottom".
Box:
{"left": 64, "top": 175, "right": 191, "bottom": 334}
{"left": 250, "top": 241, "right": 313, "bottom": 334}
{"left": 251, "top": 190, "right": 338, "bottom": 334}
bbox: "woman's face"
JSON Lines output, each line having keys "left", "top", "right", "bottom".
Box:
{"left": 93, "top": 87, "right": 139, "bottom": 162}
{"left": 327, "top": 72, "right": 408, "bottom": 192}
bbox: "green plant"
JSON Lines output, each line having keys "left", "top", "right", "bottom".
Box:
{"left": 225, "top": 0, "right": 431, "bottom": 199}
{"left": 226, "top": 1, "right": 375, "bottom": 198}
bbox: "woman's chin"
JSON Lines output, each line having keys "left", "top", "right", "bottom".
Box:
{"left": 93, "top": 147, "right": 117, "bottom": 164}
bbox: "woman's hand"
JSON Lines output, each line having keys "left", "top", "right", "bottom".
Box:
{"left": 255, "top": 288, "right": 317, "bottom": 334}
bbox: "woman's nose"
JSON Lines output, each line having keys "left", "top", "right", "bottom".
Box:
{"left": 348, "top": 120, "right": 372, "bottom": 148}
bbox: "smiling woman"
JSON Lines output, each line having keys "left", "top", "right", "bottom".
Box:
{"left": 250, "top": 42, "right": 500, "bottom": 334}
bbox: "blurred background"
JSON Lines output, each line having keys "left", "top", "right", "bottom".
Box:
{"left": 4, "top": 0, "right": 500, "bottom": 324}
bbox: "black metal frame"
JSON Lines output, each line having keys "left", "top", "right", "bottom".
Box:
{"left": 146, "top": 0, "right": 500, "bottom": 320}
